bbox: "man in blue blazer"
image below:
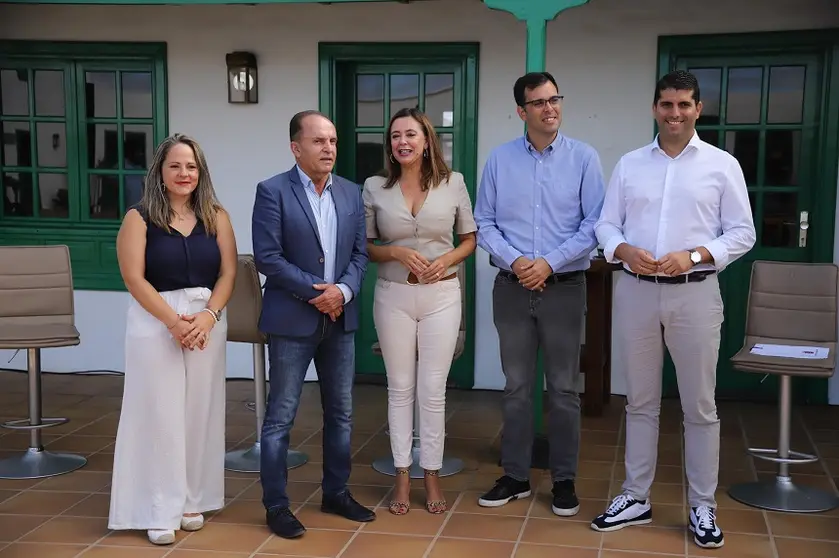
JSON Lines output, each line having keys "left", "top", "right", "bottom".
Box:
{"left": 252, "top": 110, "right": 372, "bottom": 539}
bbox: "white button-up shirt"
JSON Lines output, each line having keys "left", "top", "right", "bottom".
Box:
{"left": 595, "top": 132, "right": 756, "bottom": 274}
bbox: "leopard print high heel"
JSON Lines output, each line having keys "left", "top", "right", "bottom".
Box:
{"left": 388, "top": 467, "right": 410, "bottom": 515}
{"left": 424, "top": 469, "right": 447, "bottom": 514}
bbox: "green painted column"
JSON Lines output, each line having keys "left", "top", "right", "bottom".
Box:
{"left": 483, "top": 0, "right": 590, "bottom": 451}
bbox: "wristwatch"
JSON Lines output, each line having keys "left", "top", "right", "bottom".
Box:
{"left": 688, "top": 250, "right": 702, "bottom": 266}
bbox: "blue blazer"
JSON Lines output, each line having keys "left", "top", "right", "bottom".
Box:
{"left": 252, "top": 166, "right": 368, "bottom": 338}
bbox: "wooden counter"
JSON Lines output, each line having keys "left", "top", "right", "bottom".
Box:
{"left": 582, "top": 257, "right": 621, "bottom": 416}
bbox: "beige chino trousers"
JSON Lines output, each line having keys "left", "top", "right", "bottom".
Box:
{"left": 615, "top": 271, "right": 723, "bottom": 509}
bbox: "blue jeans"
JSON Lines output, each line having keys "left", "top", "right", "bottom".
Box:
{"left": 260, "top": 317, "right": 355, "bottom": 511}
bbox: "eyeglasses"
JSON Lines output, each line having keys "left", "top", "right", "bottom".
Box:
{"left": 524, "top": 95, "right": 564, "bottom": 109}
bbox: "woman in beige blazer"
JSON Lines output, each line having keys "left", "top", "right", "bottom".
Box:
{"left": 362, "top": 108, "right": 477, "bottom": 515}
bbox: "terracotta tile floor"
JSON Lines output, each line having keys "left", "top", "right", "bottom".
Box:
{"left": 1, "top": 369, "right": 838, "bottom": 557}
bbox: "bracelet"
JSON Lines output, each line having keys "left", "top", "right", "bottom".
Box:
{"left": 167, "top": 315, "right": 180, "bottom": 329}
{"left": 202, "top": 307, "right": 219, "bottom": 322}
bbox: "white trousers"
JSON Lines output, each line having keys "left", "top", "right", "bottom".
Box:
{"left": 615, "top": 272, "right": 723, "bottom": 508}
{"left": 373, "top": 278, "right": 461, "bottom": 470}
{"left": 108, "top": 287, "right": 227, "bottom": 531}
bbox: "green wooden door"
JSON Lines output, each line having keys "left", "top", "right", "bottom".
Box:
{"left": 332, "top": 59, "right": 476, "bottom": 387}
{"left": 663, "top": 52, "right": 829, "bottom": 402}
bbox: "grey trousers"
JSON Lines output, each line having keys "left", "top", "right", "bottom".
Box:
{"left": 615, "top": 271, "right": 723, "bottom": 508}
{"left": 493, "top": 270, "right": 586, "bottom": 483}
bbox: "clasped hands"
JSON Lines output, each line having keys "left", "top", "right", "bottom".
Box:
{"left": 617, "top": 244, "right": 694, "bottom": 276}
{"left": 169, "top": 310, "right": 216, "bottom": 350}
{"left": 309, "top": 283, "right": 345, "bottom": 322}
{"left": 394, "top": 247, "right": 451, "bottom": 284}
{"left": 511, "top": 256, "right": 553, "bottom": 291}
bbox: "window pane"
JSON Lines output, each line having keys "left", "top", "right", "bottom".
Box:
{"left": 39, "top": 173, "right": 69, "bottom": 218}
{"left": 36, "top": 122, "right": 67, "bottom": 168}
{"left": 124, "top": 173, "right": 144, "bottom": 210}
{"left": 761, "top": 191, "right": 798, "bottom": 248}
{"left": 89, "top": 174, "right": 120, "bottom": 219}
{"left": 356, "top": 74, "right": 384, "bottom": 127}
{"left": 689, "top": 68, "right": 721, "bottom": 125}
{"left": 355, "top": 132, "right": 384, "bottom": 185}
{"left": 390, "top": 74, "right": 419, "bottom": 118}
{"left": 2, "top": 121, "right": 32, "bottom": 167}
{"left": 726, "top": 67, "right": 763, "bottom": 124}
{"left": 88, "top": 123, "right": 119, "bottom": 169}
{"left": 85, "top": 72, "right": 117, "bottom": 118}
{"left": 0, "top": 69, "right": 29, "bottom": 116}
{"left": 34, "top": 70, "right": 65, "bottom": 117}
{"left": 425, "top": 74, "right": 454, "bottom": 127}
{"left": 764, "top": 130, "right": 801, "bottom": 186}
{"left": 725, "top": 130, "right": 760, "bottom": 185}
{"left": 697, "top": 129, "right": 719, "bottom": 148}
{"left": 438, "top": 132, "right": 454, "bottom": 168}
{"left": 2, "top": 172, "right": 34, "bottom": 216}
{"left": 121, "top": 72, "right": 153, "bottom": 119}
{"left": 767, "top": 66, "right": 805, "bottom": 124}
{"left": 124, "top": 124, "right": 153, "bottom": 169}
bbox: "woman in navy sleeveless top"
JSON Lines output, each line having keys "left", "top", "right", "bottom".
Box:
{"left": 108, "top": 133, "right": 237, "bottom": 545}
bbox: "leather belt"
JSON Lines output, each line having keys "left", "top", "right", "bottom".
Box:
{"left": 498, "top": 269, "right": 583, "bottom": 285}
{"left": 407, "top": 271, "right": 457, "bottom": 284}
{"left": 623, "top": 268, "right": 715, "bottom": 284}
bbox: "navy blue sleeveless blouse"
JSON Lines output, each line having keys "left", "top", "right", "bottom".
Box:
{"left": 134, "top": 206, "right": 221, "bottom": 293}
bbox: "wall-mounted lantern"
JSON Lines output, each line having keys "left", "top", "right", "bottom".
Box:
{"left": 225, "top": 51, "right": 258, "bottom": 104}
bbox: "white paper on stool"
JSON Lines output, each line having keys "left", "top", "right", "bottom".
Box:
{"left": 749, "top": 344, "right": 830, "bottom": 359}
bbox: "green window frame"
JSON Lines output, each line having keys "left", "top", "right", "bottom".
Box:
{"left": 0, "top": 41, "right": 168, "bottom": 290}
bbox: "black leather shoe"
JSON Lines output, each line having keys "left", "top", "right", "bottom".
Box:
{"left": 266, "top": 507, "right": 306, "bottom": 539}
{"left": 321, "top": 490, "right": 376, "bottom": 522}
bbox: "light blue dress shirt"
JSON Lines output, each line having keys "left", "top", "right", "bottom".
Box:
{"left": 474, "top": 134, "right": 606, "bottom": 273}
{"left": 297, "top": 165, "right": 352, "bottom": 303}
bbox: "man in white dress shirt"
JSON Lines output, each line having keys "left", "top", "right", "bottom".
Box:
{"left": 590, "top": 70, "right": 756, "bottom": 549}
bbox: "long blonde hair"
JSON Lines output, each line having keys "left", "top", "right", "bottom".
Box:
{"left": 383, "top": 108, "right": 451, "bottom": 191}
{"left": 138, "top": 133, "right": 222, "bottom": 235}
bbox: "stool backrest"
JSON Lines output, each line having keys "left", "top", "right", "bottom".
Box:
{"left": 226, "top": 254, "right": 267, "bottom": 344}
{"left": 0, "top": 245, "right": 76, "bottom": 327}
{"left": 745, "top": 260, "right": 838, "bottom": 344}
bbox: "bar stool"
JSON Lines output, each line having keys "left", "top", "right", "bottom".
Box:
{"left": 224, "top": 254, "right": 308, "bottom": 473}
{"left": 727, "top": 260, "right": 839, "bottom": 513}
{"left": 372, "top": 262, "right": 467, "bottom": 479}
{"left": 0, "top": 245, "right": 88, "bottom": 479}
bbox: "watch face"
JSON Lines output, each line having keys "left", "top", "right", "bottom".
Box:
{"left": 690, "top": 251, "right": 701, "bottom": 264}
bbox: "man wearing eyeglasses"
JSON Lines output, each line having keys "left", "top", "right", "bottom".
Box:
{"left": 473, "top": 71, "right": 606, "bottom": 516}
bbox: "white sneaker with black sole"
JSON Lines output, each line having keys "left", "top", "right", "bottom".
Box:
{"left": 590, "top": 493, "right": 652, "bottom": 532}
{"left": 689, "top": 505, "right": 724, "bottom": 548}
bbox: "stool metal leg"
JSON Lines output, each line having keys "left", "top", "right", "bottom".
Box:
{"left": 372, "top": 391, "right": 464, "bottom": 479}
{"left": 225, "top": 343, "right": 308, "bottom": 473}
{"left": 0, "top": 349, "right": 87, "bottom": 480}
{"left": 728, "top": 374, "right": 839, "bottom": 513}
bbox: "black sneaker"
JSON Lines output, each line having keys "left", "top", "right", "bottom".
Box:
{"left": 551, "top": 480, "right": 580, "bottom": 517}
{"left": 266, "top": 507, "right": 306, "bottom": 539}
{"left": 590, "top": 493, "right": 652, "bottom": 532}
{"left": 477, "top": 475, "right": 532, "bottom": 507}
{"left": 689, "top": 506, "right": 724, "bottom": 548}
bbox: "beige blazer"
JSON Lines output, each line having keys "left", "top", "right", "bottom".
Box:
{"left": 362, "top": 171, "right": 477, "bottom": 282}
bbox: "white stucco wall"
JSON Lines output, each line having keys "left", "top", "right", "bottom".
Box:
{"left": 1, "top": 0, "right": 838, "bottom": 403}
